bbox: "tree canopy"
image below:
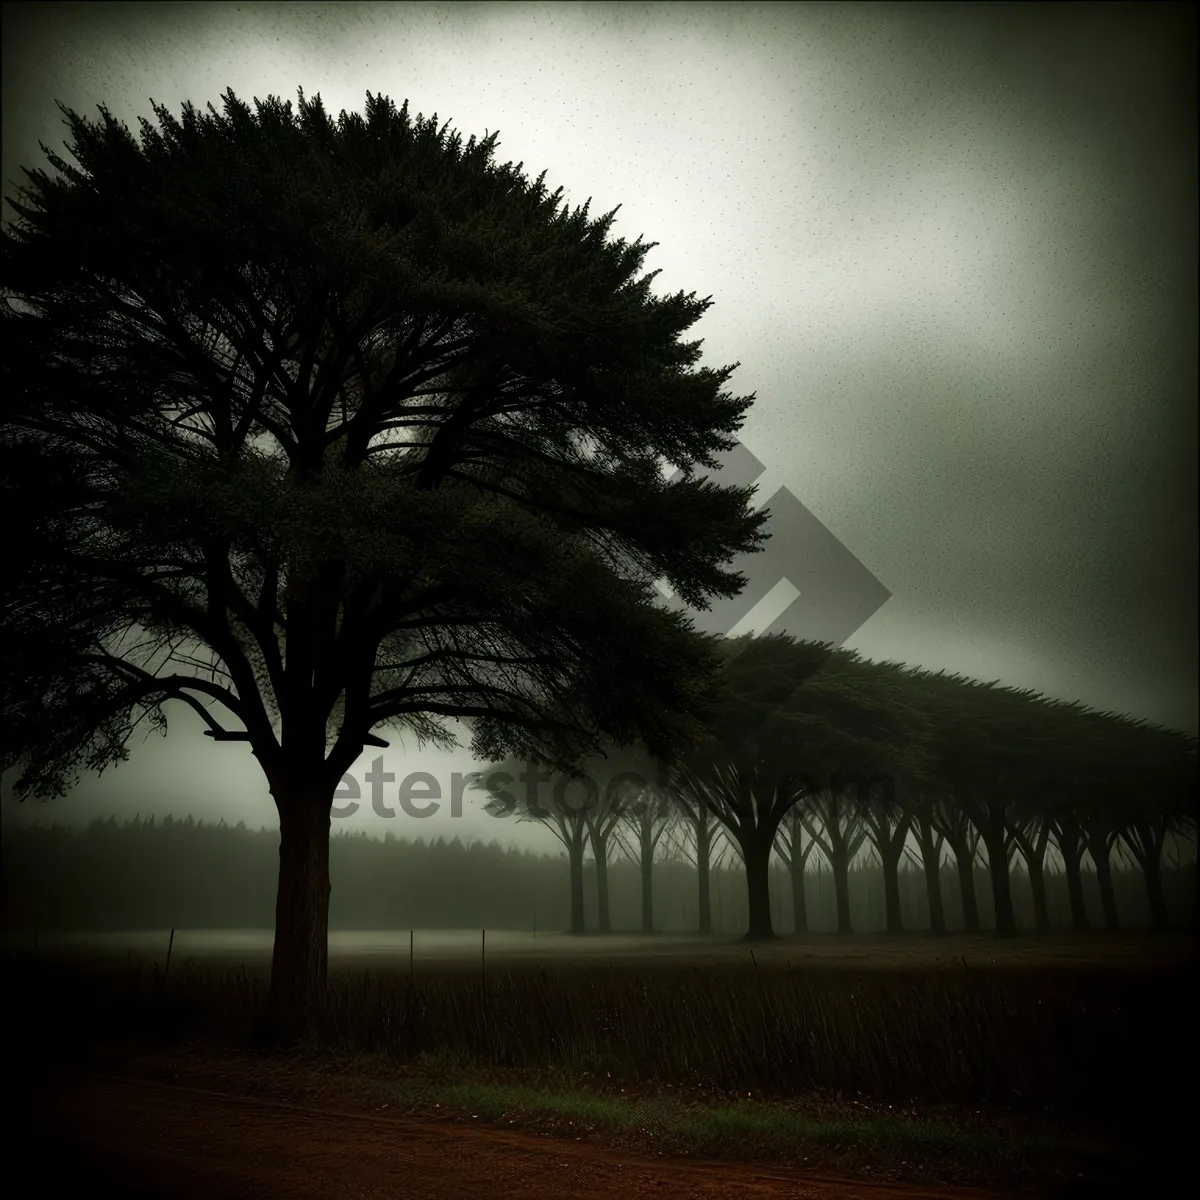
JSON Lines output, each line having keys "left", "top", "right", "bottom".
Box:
{"left": 1, "top": 87, "right": 771, "bottom": 796}
{"left": 0, "top": 87, "right": 769, "bottom": 1040}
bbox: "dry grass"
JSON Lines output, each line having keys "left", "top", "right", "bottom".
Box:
{"left": 11, "top": 933, "right": 1196, "bottom": 1124}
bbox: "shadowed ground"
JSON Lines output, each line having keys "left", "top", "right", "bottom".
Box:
{"left": 22, "top": 1063, "right": 1071, "bottom": 1199}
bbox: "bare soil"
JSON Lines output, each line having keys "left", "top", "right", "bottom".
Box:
{"left": 21, "top": 1060, "right": 1046, "bottom": 1200}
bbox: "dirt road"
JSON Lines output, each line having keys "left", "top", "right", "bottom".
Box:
{"left": 23, "top": 1071, "right": 1036, "bottom": 1200}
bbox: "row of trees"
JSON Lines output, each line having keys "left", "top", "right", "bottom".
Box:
{"left": 5, "top": 816, "right": 1192, "bottom": 935}
{"left": 479, "top": 635, "right": 1197, "bottom": 940}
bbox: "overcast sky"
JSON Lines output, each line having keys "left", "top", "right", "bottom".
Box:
{"left": 2, "top": 2, "right": 1195, "bottom": 848}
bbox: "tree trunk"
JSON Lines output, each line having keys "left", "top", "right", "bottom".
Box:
{"left": 1019, "top": 828, "right": 1052, "bottom": 933}
{"left": 918, "top": 818, "right": 946, "bottom": 934}
{"left": 696, "top": 818, "right": 712, "bottom": 935}
{"left": 262, "top": 787, "right": 333, "bottom": 1047}
{"left": 1058, "top": 824, "right": 1089, "bottom": 933}
{"left": 638, "top": 816, "right": 657, "bottom": 936}
{"left": 742, "top": 836, "right": 776, "bottom": 940}
{"left": 1091, "top": 835, "right": 1120, "bottom": 931}
{"left": 981, "top": 825, "right": 1017, "bottom": 937}
{"left": 830, "top": 837, "right": 853, "bottom": 935}
{"left": 1144, "top": 853, "right": 1169, "bottom": 931}
{"left": 594, "top": 830, "right": 612, "bottom": 934}
{"left": 1027, "top": 852, "right": 1050, "bottom": 932}
{"left": 948, "top": 833, "right": 980, "bottom": 934}
{"left": 641, "top": 855, "right": 654, "bottom": 934}
{"left": 1065, "top": 830, "right": 1094, "bottom": 931}
{"left": 1135, "top": 826, "right": 1170, "bottom": 932}
{"left": 881, "top": 843, "right": 904, "bottom": 934}
{"left": 567, "top": 832, "right": 586, "bottom": 935}
{"left": 789, "top": 845, "right": 808, "bottom": 934}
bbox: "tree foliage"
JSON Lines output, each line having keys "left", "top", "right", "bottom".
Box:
{"left": 1, "top": 87, "right": 766, "bottom": 801}
{"left": 1, "top": 86, "right": 773, "bottom": 1039}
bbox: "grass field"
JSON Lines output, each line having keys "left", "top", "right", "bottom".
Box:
{"left": 8, "top": 930, "right": 1196, "bottom": 1192}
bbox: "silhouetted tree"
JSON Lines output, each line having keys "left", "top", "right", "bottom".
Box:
{"left": 0, "top": 88, "right": 766, "bottom": 1042}
{"left": 613, "top": 783, "right": 673, "bottom": 934}
{"left": 583, "top": 794, "right": 623, "bottom": 935}
{"left": 899, "top": 673, "right": 1036, "bottom": 936}
{"left": 906, "top": 791, "right": 948, "bottom": 934}
{"left": 927, "top": 791, "right": 983, "bottom": 933}
{"left": 577, "top": 745, "right": 664, "bottom": 934}
{"left": 475, "top": 745, "right": 669, "bottom": 935}
{"left": 672, "top": 636, "right": 925, "bottom": 940}
{"left": 7, "top": 812, "right": 1192, "bottom": 935}
{"left": 1027, "top": 701, "right": 1113, "bottom": 934}
{"left": 1110, "top": 720, "right": 1197, "bottom": 931}
{"left": 776, "top": 805, "right": 820, "bottom": 934}
{"left": 667, "top": 791, "right": 724, "bottom": 934}
{"left": 802, "top": 784, "right": 868, "bottom": 935}
{"left": 479, "top": 758, "right": 592, "bottom": 934}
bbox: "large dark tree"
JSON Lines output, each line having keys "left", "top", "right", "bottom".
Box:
{"left": 0, "top": 89, "right": 768, "bottom": 1042}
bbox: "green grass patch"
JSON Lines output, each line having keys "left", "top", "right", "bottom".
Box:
{"left": 400, "top": 1075, "right": 1041, "bottom": 1153}
{"left": 362, "top": 1060, "right": 1117, "bottom": 1183}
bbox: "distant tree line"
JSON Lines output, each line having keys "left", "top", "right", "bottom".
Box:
{"left": 479, "top": 635, "right": 1197, "bottom": 939}
{"left": 2, "top": 815, "right": 1193, "bottom": 934}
